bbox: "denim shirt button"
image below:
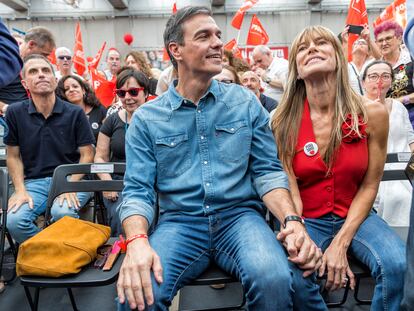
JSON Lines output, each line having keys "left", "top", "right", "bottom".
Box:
{"left": 171, "top": 142, "right": 175, "bottom": 146}
{"left": 197, "top": 110, "right": 201, "bottom": 113}
{"left": 206, "top": 183, "right": 210, "bottom": 187}
{"left": 201, "top": 136, "right": 205, "bottom": 140}
{"left": 205, "top": 205, "right": 210, "bottom": 209}
{"left": 203, "top": 161, "right": 208, "bottom": 165}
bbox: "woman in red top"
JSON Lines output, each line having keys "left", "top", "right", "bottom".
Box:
{"left": 272, "top": 26, "right": 405, "bottom": 310}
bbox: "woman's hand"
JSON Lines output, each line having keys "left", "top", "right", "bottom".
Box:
{"left": 318, "top": 242, "right": 355, "bottom": 291}
{"left": 103, "top": 191, "right": 119, "bottom": 202}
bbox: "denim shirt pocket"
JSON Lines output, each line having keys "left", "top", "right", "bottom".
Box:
{"left": 155, "top": 133, "right": 191, "bottom": 178}
{"left": 215, "top": 120, "right": 251, "bottom": 162}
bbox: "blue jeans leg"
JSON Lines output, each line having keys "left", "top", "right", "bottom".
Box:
{"left": 401, "top": 191, "right": 414, "bottom": 310}
{"left": 6, "top": 177, "right": 52, "bottom": 244}
{"left": 104, "top": 191, "right": 123, "bottom": 237}
{"left": 50, "top": 191, "right": 93, "bottom": 221}
{"left": 350, "top": 213, "right": 406, "bottom": 311}
{"left": 305, "top": 213, "right": 406, "bottom": 311}
{"left": 117, "top": 212, "right": 211, "bottom": 311}
{"left": 213, "top": 207, "right": 295, "bottom": 310}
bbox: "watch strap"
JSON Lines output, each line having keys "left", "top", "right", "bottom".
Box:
{"left": 283, "top": 215, "right": 305, "bottom": 228}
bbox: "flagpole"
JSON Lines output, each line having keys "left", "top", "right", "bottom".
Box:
{"left": 236, "top": 29, "right": 241, "bottom": 45}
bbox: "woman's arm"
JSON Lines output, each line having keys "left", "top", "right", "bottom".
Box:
{"left": 320, "top": 100, "right": 388, "bottom": 291}
{"left": 94, "top": 132, "right": 112, "bottom": 181}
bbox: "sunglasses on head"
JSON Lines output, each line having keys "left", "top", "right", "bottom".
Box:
{"left": 58, "top": 55, "right": 72, "bottom": 61}
{"left": 115, "top": 87, "right": 144, "bottom": 98}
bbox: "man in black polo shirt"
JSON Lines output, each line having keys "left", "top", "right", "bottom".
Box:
{"left": 4, "top": 54, "right": 95, "bottom": 244}
{"left": 241, "top": 71, "right": 278, "bottom": 113}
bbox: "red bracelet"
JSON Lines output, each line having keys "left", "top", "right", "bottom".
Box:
{"left": 119, "top": 234, "right": 148, "bottom": 252}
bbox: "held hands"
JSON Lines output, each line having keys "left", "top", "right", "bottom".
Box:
{"left": 57, "top": 192, "right": 80, "bottom": 209}
{"left": 117, "top": 239, "right": 163, "bottom": 311}
{"left": 8, "top": 190, "right": 34, "bottom": 213}
{"left": 277, "top": 222, "right": 323, "bottom": 277}
{"left": 318, "top": 242, "right": 355, "bottom": 291}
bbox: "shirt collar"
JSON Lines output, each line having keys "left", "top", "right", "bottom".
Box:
{"left": 167, "top": 79, "right": 220, "bottom": 110}
{"left": 28, "top": 96, "right": 65, "bottom": 115}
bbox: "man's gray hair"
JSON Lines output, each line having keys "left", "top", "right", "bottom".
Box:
{"left": 253, "top": 45, "right": 271, "bottom": 55}
{"left": 55, "top": 47, "right": 72, "bottom": 58}
{"left": 24, "top": 26, "right": 56, "bottom": 49}
{"left": 163, "top": 6, "right": 212, "bottom": 70}
{"left": 21, "top": 54, "right": 55, "bottom": 78}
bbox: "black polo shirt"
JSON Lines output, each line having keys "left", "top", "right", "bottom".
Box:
{"left": 4, "top": 97, "right": 95, "bottom": 179}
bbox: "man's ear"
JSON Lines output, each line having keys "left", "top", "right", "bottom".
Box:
{"left": 27, "top": 40, "right": 37, "bottom": 51}
{"left": 168, "top": 42, "right": 182, "bottom": 63}
{"left": 21, "top": 78, "right": 28, "bottom": 90}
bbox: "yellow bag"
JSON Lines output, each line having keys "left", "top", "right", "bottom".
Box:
{"left": 16, "top": 216, "right": 111, "bottom": 277}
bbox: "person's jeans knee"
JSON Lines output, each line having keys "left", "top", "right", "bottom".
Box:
{"left": 6, "top": 177, "right": 51, "bottom": 244}
{"left": 50, "top": 191, "right": 92, "bottom": 222}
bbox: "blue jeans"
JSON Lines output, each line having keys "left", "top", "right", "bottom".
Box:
{"left": 304, "top": 212, "right": 406, "bottom": 311}
{"left": 117, "top": 207, "right": 326, "bottom": 311}
{"left": 7, "top": 177, "right": 92, "bottom": 244}
{"left": 401, "top": 192, "right": 414, "bottom": 310}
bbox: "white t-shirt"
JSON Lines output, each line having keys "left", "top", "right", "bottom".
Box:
{"left": 263, "top": 57, "right": 289, "bottom": 102}
{"left": 374, "top": 99, "right": 414, "bottom": 226}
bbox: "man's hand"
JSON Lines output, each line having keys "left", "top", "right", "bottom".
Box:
{"left": 277, "top": 222, "right": 323, "bottom": 277}
{"left": 103, "top": 191, "right": 119, "bottom": 202}
{"left": 318, "top": 242, "right": 355, "bottom": 291}
{"left": 8, "top": 190, "right": 34, "bottom": 213}
{"left": 360, "top": 25, "right": 371, "bottom": 43}
{"left": 254, "top": 67, "right": 266, "bottom": 78}
{"left": 57, "top": 192, "right": 80, "bottom": 209}
{"left": 117, "top": 239, "right": 163, "bottom": 310}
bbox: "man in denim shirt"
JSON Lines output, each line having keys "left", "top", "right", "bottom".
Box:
{"left": 117, "top": 7, "right": 325, "bottom": 311}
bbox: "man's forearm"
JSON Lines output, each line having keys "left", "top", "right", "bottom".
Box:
{"left": 262, "top": 188, "right": 299, "bottom": 224}
{"left": 267, "top": 78, "right": 284, "bottom": 90}
{"left": 123, "top": 215, "right": 150, "bottom": 238}
{"left": 7, "top": 155, "right": 25, "bottom": 192}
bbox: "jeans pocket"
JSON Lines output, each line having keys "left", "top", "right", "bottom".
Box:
{"left": 155, "top": 132, "right": 191, "bottom": 177}
{"left": 215, "top": 120, "right": 251, "bottom": 162}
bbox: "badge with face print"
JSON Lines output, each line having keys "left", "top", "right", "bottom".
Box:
{"left": 304, "top": 142, "right": 318, "bottom": 157}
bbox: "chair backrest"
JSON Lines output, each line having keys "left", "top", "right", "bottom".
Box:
{"left": 382, "top": 152, "right": 411, "bottom": 182}
{"left": 0, "top": 167, "right": 8, "bottom": 214}
{"left": 44, "top": 163, "right": 125, "bottom": 223}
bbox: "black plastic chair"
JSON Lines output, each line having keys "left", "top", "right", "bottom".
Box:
{"left": 20, "top": 163, "right": 126, "bottom": 311}
{"left": 0, "top": 167, "right": 18, "bottom": 284}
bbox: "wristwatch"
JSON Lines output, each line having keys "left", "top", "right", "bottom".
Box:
{"left": 264, "top": 76, "right": 271, "bottom": 84}
{"left": 283, "top": 215, "right": 305, "bottom": 228}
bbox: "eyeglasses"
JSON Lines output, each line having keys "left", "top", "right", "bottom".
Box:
{"left": 376, "top": 35, "right": 396, "bottom": 45}
{"left": 353, "top": 40, "right": 368, "bottom": 46}
{"left": 366, "top": 73, "right": 392, "bottom": 82}
{"left": 58, "top": 55, "right": 72, "bottom": 61}
{"left": 115, "top": 87, "right": 144, "bottom": 98}
{"left": 218, "top": 79, "right": 234, "bottom": 84}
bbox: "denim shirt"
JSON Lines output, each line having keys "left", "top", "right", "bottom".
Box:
{"left": 119, "top": 79, "right": 289, "bottom": 226}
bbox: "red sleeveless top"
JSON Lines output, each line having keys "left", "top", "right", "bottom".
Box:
{"left": 292, "top": 99, "right": 368, "bottom": 218}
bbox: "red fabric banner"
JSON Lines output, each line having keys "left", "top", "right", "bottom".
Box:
{"left": 373, "top": 0, "right": 406, "bottom": 29}
{"left": 172, "top": 1, "right": 177, "bottom": 13}
{"left": 48, "top": 48, "right": 56, "bottom": 66}
{"left": 230, "top": 0, "right": 259, "bottom": 30}
{"left": 224, "top": 39, "right": 243, "bottom": 59}
{"left": 73, "top": 22, "right": 86, "bottom": 76}
{"left": 88, "top": 42, "right": 106, "bottom": 71}
{"left": 246, "top": 15, "right": 269, "bottom": 46}
{"left": 346, "top": 0, "right": 368, "bottom": 61}
{"left": 90, "top": 68, "right": 116, "bottom": 108}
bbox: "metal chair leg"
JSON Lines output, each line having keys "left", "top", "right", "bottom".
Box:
{"left": 23, "top": 286, "right": 38, "bottom": 311}
{"left": 67, "top": 288, "right": 79, "bottom": 311}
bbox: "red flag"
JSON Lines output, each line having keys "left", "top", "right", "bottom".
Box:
{"left": 90, "top": 68, "right": 116, "bottom": 108}
{"left": 172, "top": 1, "right": 177, "bottom": 14}
{"left": 231, "top": 0, "right": 259, "bottom": 30}
{"left": 88, "top": 42, "right": 106, "bottom": 71}
{"left": 346, "top": 0, "right": 368, "bottom": 61}
{"left": 231, "top": 10, "right": 245, "bottom": 30}
{"left": 48, "top": 48, "right": 56, "bottom": 66}
{"left": 246, "top": 15, "right": 269, "bottom": 45}
{"left": 374, "top": 0, "right": 406, "bottom": 29}
{"left": 73, "top": 22, "right": 86, "bottom": 76}
{"left": 224, "top": 39, "right": 243, "bottom": 59}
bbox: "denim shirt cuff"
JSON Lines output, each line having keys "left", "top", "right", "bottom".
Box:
{"left": 254, "top": 171, "right": 290, "bottom": 198}
{"left": 118, "top": 199, "right": 154, "bottom": 227}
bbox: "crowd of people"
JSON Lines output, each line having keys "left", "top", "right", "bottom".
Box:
{"left": 0, "top": 3, "right": 414, "bottom": 310}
